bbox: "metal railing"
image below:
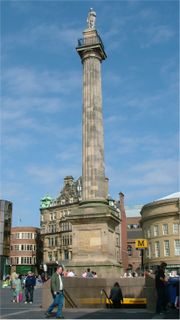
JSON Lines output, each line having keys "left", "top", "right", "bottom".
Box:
{"left": 64, "top": 288, "right": 78, "bottom": 308}
{"left": 77, "top": 35, "right": 104, "bottom": 49}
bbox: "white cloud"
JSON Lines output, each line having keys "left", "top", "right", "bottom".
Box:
{"left": 1, "top": 180, "right": 27, "bottom": 199}
{"left": 3, "top": 67, "right": 81, "bottom": 96}
{"left": 4, "top": 22, "right": 82, "bottom": 50}
{"left": 106, "top": 156, "right": 178, "bottom": 203}
{"left": 139, "top": 25, "right": 175, "bottom": 48}
{"left": 1, "top": 134, "right": 34, "bottom": 149}
{"left": 26, "top": 164, "right": 81, "bottom": 190}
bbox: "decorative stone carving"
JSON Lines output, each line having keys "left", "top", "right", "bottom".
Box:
{"left": 57, "top": 176, "right": 82, "bottom": 204}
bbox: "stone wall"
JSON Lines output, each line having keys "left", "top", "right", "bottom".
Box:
{"left": 42, "top": 276, "right": 156, "bottom": 310}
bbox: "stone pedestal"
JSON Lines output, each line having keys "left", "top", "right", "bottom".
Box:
{"left": 67, "top": 201, "right": 122, "bottom": 277}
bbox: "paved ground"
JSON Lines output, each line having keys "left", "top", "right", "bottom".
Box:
{"left": 0, "top": 287, "right": 179, "bottom": 319}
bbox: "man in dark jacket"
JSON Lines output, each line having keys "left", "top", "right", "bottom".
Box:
{"left": 24, "top": 271, "right": 36, "bottom": 303}
{"left": 45, "top": 265, "right": 64, "bottom": 319}
{"left": 109, "top": 282, "right": 123, "bottom": 308}
{"left": 155, "top": 262, "right": 168, "bottom": 314}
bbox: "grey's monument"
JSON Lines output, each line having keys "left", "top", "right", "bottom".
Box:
{"left": 68, "top": 9, "right": 122, "bottom": 277}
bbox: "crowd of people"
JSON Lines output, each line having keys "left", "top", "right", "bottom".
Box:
{"left": 8, "top": 271, "right": 37, "bottom": 304}
{"left": 2, "top": 262, "right": 179, "bottom": 319}
{"left": 61, "top": 268, "right": 98, "bottom": 278}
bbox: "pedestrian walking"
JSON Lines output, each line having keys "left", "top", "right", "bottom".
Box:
{"left": 10, "top": 272, "right": 17, "bottom": 302}
{"left": 45, "top": 264, "right": 64, "bottom": 319}
{"left": 24, "top": 271, "right": 36, "bottom": 304}
{"left": 155, "top": 262, "right": 168, "bottom": 314}
{"left": 109, "top": 282, "right": 123, "bottom": 308}
{"left": 10, "top": 273, "right": 22, "bottom": 303}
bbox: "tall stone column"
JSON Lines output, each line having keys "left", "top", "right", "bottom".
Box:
{"left": 77, "top": 28, "right": 107, "bottom": 201}
{"left": 67, "top": 10, "right": 122, "bottom": 277}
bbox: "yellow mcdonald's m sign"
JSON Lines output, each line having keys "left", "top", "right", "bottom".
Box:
{"left": 135, "top": 239, "right": 148, "bottom": 249}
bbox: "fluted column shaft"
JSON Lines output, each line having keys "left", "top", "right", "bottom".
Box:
{"left": 82, "top": 51, "right": 105, "bottom": 201}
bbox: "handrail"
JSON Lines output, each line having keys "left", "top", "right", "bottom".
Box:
{"left": 64, "top": 288, "right": 78, "bottom": 308}
{"left": 77, "top": 35, "right": 104, "bottom": 49}
{"left": 101, "top": 288, "right": 109, "bottom": 299}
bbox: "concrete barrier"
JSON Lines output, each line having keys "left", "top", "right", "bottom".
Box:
{"left": 145, "top": 274, "right": 157, "bottom": 312}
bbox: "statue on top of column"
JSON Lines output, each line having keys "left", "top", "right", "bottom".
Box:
{"left": 87, "top": 8, "right": 96, "bottom": 29}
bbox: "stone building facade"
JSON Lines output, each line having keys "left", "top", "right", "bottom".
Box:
{"left": 40, "top": 176, "right": 81, "bottom": 275}
{"left": 40, "top": 176, "right": 122, "bottom": 276}
{"left": 140, "top": 193, "right": 180, "bottom": 273}
{"left": 126, "top": 216, "right": 143, "bottom": 273}
{"left": 0, "top": 200, "right": 12, "bottom": 279}
{"left": 10, "top": 226, "right": 43, "bottom": 275}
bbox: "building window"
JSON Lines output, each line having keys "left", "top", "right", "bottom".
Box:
{"left": 26, "top": 257, "right": 32, "bottom": 264}
{"left": 48, "top": 237, "right": 55, "bottom": 247}
{"left": 61, "top": 222, "right": 71, "bottom": 232}
{"left": 15, "top": 257, "right": 20, "bottom": 264}
{"left": 21, "top": 232, "right": 33, "bottom": 239}
{"left": 173, "top": 224, "right": 179, "bottom": 234}
{"left": 21, "top": 257, "right": 26, "bottom": 264}
{"left": 62, "top": 235, "right": 69, "bottom": 246}
{"left": 64, "top": 250, "right": 69, "bottom": 260}
{"left": 21, "top": 257, "right": 32, "bottom": 264}
{"left": 48, "top": 252, "right": 52, "bottom": 261}
{"left": 147, "top": 228, "right": 151, "bottom": 238}
{"left": 20, "top": 244, "right": 33, "bottom": 251}
{"left": 174, "top": 240, "right": 180, "bottom": 256}
{"left": 164, "top": 240, "right": 170, "bottom": 256}
{"left": 146, "top": 243, "right": 152, "bottom": 258}
{"left": 155, "top": 241, "right": 160, "bottom": 257}
{"left": 162, "top": 224, "right": 168, "bottom": 235}
{"left": 154, "top": 225, "right": 159, "bottom": 237}
{"left": 127, "top": 245, "right": 132, "bottom": 256}
{"left": 15, "top": 245, "right": 20, "bottom": 251}
{"left": 48, "top": 224, "right": 56, "bottom": 233}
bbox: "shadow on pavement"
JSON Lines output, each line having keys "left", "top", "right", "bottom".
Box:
{"left": 76, "top": 309, "right": 155, "bottom": 319}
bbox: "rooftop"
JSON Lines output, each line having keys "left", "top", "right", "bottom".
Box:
{"left": 156, "top": 192, "right": 180, "bottom": 201}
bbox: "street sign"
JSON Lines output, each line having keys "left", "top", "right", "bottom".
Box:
{"left": 135, "top": 239, "right": 148, "bottom": 249}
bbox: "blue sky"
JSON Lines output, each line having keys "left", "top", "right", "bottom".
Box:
{"left": 1, "top": 0, "right": 179, "bottom": 226}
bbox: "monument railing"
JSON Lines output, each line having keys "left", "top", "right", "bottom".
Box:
{"left": 77, "top": 35, "right": 104, "bottom": 49}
